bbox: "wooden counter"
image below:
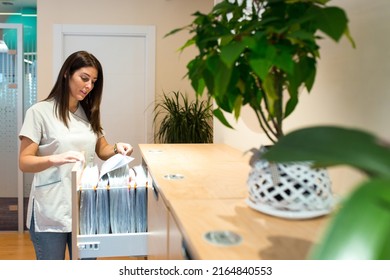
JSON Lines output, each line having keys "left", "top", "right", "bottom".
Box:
{"left": 169, "top": 198, "right": 329, "bottom": 260}
{"left": 140, "top": 143, "right": 251, "bottom": 200}
{"left": 140, "top": 143, "right": 331, "bottom": 260}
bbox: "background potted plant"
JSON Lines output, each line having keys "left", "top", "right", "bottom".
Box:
{"left": 153, "top": 90, "right": 213, "bottom": 143}
{"left": 262, "top": 125, "right": 390, "bottom": 259}
{"left": 167, "top": 0, "right": 355, "bottom": 218}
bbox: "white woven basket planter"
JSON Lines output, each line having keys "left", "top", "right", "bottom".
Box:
{"left": 246, "top": 149, "right": 334, "bottom": 219}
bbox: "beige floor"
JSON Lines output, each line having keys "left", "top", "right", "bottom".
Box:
{"left": 0, "top": 232, "right": 36, "bottom": 260}
{"left": 0, "top": 231, "right": 144, "bottom": 260}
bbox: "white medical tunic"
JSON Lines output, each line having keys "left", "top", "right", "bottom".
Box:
{"left": 19, "top": 100, "right": 99, "bottom": 232}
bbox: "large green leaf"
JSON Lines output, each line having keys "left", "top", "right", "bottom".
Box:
{"left": 310, "top": 178, "right": 390, "bottom": 259}
{"left": 284, "top": 88, "right": 298, "bottom": 118}
{"left": 294, "top": 56, "right": 317, "bottom": 92}
{"left": 263, "top": 73, "right": 278, "bottom": 116}
{"left": 233, "top": 95, "right": 243, "bottom": 120}
{"left": 213, "top": 108, "right": 234, "bottom": 129}
{"left": 311, "top": 6, "right": 348, "bottom": 42}
{"left": 187, "top": 58, "right": 206, "bottom": 95}
{"left": 262, "top": 126, "right": 390, "bottom": 177}
{"left": 287, "top": 30, "right": 316, "bottom": 42}
{"left": 205, "top": 55, "right": 233, "bottom": 101}
{"left": 273, "top": 47, "right": 294, "bottom": 75}
{"left": 249, "top": 42, "right": 277, "bottom": 81}
{"left": 250, "top": 58, "right": 272, "bottom": 82}
{"left": 220, "top": 40, "right": 247, "bottom": 68}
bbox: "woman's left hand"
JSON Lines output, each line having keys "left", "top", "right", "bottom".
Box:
{"left": 116, "top": 142, "right": 134, "bottom": 156}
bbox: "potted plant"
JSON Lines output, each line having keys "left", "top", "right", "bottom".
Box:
{"left": 166, "top": 0, "right": 355, "bottom": 217}
{"left": 261, "top": 126, "right": 390, "bottom": 259}
{"left": 153, "top": 90, "right": 213, "bottom": 143}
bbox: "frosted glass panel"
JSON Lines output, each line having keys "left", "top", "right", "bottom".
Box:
{"left": 0, "top": 37, "right": 18, "bottom": 199}
{"left": 0, "top": 25, "right": 36, "bottom": 231}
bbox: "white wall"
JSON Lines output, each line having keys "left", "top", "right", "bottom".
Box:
{"left": 36, "top": 0, "right": 214, "bottom": 101}
{"left": 214, "top": 0, "right": 389, "bottom": 197}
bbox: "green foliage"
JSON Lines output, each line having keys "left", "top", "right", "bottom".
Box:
{"left": 153, "top": 91, "right": 213, "bottom": 143}
{"left": 167, "top": 0, "right": 354, "bottom": 143}
{"left": 310, "top": 178, "right": 390, "bottom": 260}
{"left": 262, "top": 126, "right": 390, "bottom": 259}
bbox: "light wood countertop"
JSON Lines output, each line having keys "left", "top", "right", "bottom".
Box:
{"left": 140, "top": 143, "right": 331, "bottom": 260}
{"left": 140, "top": 144, "right": 251, "bottom": 201}
{"left": 169, "top": 198, "right": 330, "bottom": 260}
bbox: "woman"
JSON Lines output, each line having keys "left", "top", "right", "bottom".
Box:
{"left": 18, "top": 50, "right": 133, "bottom": 260}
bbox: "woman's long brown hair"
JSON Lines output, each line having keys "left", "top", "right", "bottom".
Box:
{"left": 45, "top": 50, "right": 104, "bottom": 135}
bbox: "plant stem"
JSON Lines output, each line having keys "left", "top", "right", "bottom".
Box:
{"left": 255, "top": 108, "right": 277, "bottom": 143}
{"left": 252, "top": 73, "right": 279, "bottom": 142}
{"left": 274, "top": 69, "right": 284, "bottom": 139}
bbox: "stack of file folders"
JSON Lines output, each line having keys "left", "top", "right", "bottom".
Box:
{"left": 78, "top": 154, "right": 147, "bottom": 235}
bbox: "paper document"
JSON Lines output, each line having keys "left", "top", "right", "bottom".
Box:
{"left": 99, "top": 154, "right": 134, "bottom": 179}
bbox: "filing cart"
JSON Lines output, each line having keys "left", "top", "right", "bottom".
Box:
{"left": 70, "top": 160, "right": 148, "bottom": 259}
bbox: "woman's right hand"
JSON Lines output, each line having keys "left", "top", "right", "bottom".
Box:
{"left": 50, "top": 151, "right": 85, "bottom": 166}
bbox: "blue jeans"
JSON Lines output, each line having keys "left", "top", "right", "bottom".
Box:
{"left": 29, "top": 214, "right": 72, "bottom": 260}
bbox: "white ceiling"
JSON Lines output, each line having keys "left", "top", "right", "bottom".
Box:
{"left": 0, "top": 0, "right": 36, "bottom": 13}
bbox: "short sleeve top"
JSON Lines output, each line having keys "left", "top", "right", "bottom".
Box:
{"left": 19, "top": 99, "right": 98, "bottom": 232}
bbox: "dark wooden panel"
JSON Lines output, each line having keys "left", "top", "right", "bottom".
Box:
{"left": 0, "top": 198, "right": 28, "bottom": 231}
